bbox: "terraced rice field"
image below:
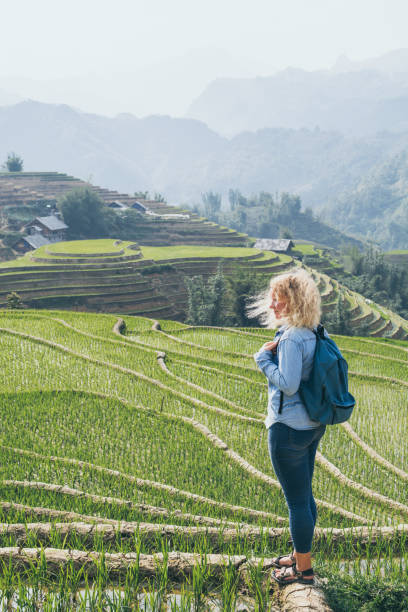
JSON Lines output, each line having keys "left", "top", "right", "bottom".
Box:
{"left": 385, "top": 250, "right": 408, "bottom": 268}
{"left": 0, "top": 309, "right": 406, "bottom": 609}
{"left": 0, "top": 240, "right": 407, "bottom": 343}
{"left": 309, "top": 268, "right": 408, "bottom": 340}
{"left": 0, "top": 172, "right": 248, "bottom": 249}
{"left": 0, "top": 241, "right": 294, "bottom": 322}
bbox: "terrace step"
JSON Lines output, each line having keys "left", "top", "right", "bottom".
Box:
{"left": 29, "top": 253, "right": 142, "bottom": 264}
{"left": 1, "top": 285, "right": 157, "bottom": 301}
{"left": 0, "top": 260, "right": 154, "bottom": 273}
{"left": 389, "top": 325, "right": 408, "bottom": 340}
{"left": 0, "top": 277, "right": 150, "bottom": 291}
{"left": 364, "top": 310, "right": 383, "bottom": 332}
{"left": 370, "top": 318, "right": 393, "bottom": 337}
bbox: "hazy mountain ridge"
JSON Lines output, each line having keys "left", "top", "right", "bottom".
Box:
{"left": 1, "top": 100, "right": 408, "bottom": 247}
{"left": 322, "top": 149, "right": 408, "bottom": 249}
{"left": 332, "top": 48, "right": 408, "bottom": 74}
{"left": 0, "top": 49, "right": 274, "bottom": 118}
{"left": 0, "top": 101, "right": 223, "bottom": 198}
{"left": 187, "top": 65, "right": 408, "bottom": 137}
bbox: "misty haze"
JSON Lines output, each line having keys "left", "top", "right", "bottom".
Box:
{"left": 1, "top": 2, "right": 408, "bottom": 609}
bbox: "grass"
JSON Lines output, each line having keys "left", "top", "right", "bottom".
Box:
{"left": 292, "top": 242, "right": 318, "bottom": 255}
{"left": 31, "top": 240, "right": 139, "bottom": 259}
{"left": 139, "top": 245, "right": 261, "bottom": 260}
{"left": 0, "top": 240, "right": 405, "bottom": 343}
{"left": 0, "top": 309, "right": 406, "bottom": 606}
{"left": 321, "top": 569, "right": 408, "bottom": 612}
{"left": 46, "top": 239, "right": 136, "bottom": 255}
{"left": 0, "top": 243, "right": 276, "bottom": 269}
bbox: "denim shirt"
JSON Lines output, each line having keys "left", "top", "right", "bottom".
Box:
{"left": 254, "top": 325, "right": 320, "bottom": 430}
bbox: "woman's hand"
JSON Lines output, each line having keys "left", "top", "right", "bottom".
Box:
{"left": 261, "top": 340, "right": 279, "bottom": 354}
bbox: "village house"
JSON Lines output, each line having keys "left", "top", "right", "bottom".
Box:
{"left": 13, "top": 214, "right": 69, "bottom": 253}
{"left": 13, "top": 233, "right": 52, "bottom": 253}
{"left": 131, "top": 201, "right": 147, "bottom": 212}
{"left": 107, "top": 200, "right": 129, "bottom": 210}
{"left": 254, "top": 238, "right": 294, "bottom": 253}
{"left": 25, "top": 214, "right": 68, "bottom": 242}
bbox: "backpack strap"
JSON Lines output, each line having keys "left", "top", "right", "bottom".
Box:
{"left": 278, "top": 390, "right": 284, "bottom": 414}
{"left": 314, "top": 324, "right": 325, "bottom": 339}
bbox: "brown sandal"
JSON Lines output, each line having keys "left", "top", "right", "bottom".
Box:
{"left": 271, "top": 565, "right": 315, "bottom": 586}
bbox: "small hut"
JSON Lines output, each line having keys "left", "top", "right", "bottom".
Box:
{"left": 254, "top": 238, "right": 294, "bottom": 253}
{"left": 14, "top": 233, "right": 51, "bottom": 253}
{"left": 25, "top": 215, "right": 68, "bottom": 242}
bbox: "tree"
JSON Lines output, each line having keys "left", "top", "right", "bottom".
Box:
{"left": 227, "top": 269, "right": 265, "bottom": 326}
{"left": 342, "top": 245, "right": 364, "bottom": 275}
{"left": 280, "top": 227, "right": 292, "bottom": 239}
{"left": 184, "top": 275, "right": 213, "bottom": 325}
{"left": 335, "top": 243, "right": 408, "bottom": 320}
{"left": 6, "top": 292, "right": 23, "bottom": 309}
{"left": 228, "top": 189, "right": 246, "bottom": 211}
{"left": 184, "top": 263, "right": 228, "bottom": 325}
{"left": 207, "top": 263, "right": 227, "bottom": 325}
{"left": 3, "top": 153, "right": 23, "bottom": 172}
{"left": 234, "top": 207, "right": 247, "bottom": 230}
{"left": 321, "top": 292, "right": 354, "bottom": 336}
{"left": 202, "top": 191, "right": 222, "bottom": 219}
{"left": 57, "top": 187, "right": 114, "bottom": 238}
{"left": 278, "top": 193, "right": 301, "bottom": 219}
{"left": 153, "top": 192, "right": 167, "bottom": 203}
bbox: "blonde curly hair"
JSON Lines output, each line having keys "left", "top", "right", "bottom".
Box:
{"left": 248, "top": 268, "right": 321, "bottom": 329}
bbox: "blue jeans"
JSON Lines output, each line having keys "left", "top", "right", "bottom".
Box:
{"left": 268, "top": 422, "right": 326, "bottom": 553}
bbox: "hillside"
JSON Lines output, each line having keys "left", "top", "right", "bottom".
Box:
{"left": 2, "top": 101, "right": 408, "bottom": 221}
{"left": 0, "top": 171, "right": 249, "bottom": 254}
{"left": 1, "top": 239, "right": 407, "bottom": 339}
{"left": 211, "top": 191, "right": 363, "bottom": 250}
{"left": 0, "top": 308, "right": 406, "bottom": 608}
{"left": 322, "top": 150, "right": 408, "bottom": 249}
{"left": 0, "top": 240, "right": 292, "bottom": 321}
{"left": 0, "top": 170, "right": 362, "bottom": 258}
{"left": 385, "top": 249, "right": 408, "bottom": 267}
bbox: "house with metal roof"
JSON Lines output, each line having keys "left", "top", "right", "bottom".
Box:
{"left": 131, "top": 201, "right": 147, "bottom": 212}
{"left": 14, "top": 233, "right": 51, "bottom": 253}
{"left": 254, "top": 238, "right": 294, "bottom": 252}
{"left": 25, "top": 214, "right": 68, "bottom": 242}
{"left": 107, "top": 200, "right": 129, "bottom": 210}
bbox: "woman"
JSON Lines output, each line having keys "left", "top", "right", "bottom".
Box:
{"left": 252, "top": 268, "right": 325, "bottom": 585}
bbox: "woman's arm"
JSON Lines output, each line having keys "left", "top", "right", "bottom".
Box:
{"left": 254, "top": 338, "right": 302, "bottom": 396}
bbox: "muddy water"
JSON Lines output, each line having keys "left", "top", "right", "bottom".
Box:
{"left": 339, "top": 557, "right": 407, "bottom": 576}
{"left": 0, "top": 587, "right": 275, "bottom": 611}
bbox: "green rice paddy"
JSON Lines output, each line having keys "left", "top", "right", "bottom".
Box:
{"left": 0, "top": 308, "right": 406, "bottom": 609}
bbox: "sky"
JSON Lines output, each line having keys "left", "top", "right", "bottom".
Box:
{"left": 1, "top": 0, "right": 407, "bottom": 116}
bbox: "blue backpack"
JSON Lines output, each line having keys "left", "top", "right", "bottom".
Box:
{"left": 299, "top": 324, "right": 355, "bottom": 424}
{"left": 279, "top": 324, "right": 355, "bottom": 424}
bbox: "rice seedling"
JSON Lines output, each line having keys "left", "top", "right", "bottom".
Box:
{"left": 0, "top": 309, "right": 407, "bottom": 608}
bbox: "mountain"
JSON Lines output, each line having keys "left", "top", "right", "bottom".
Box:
{"left": 0, "top": 49, "right": 273, "bottom": 118}
{"left": 322, "top": 149, "right": 408, "bottom": 250}
{"left": 1, "top": 100, "right": 408, "bottom": 248}
{"left": 3, "top": 100, "right": 408, "bottom": 205}
{"left": 186, "top": 65, "right": 408, "bottom": 137}
{"left": 0, "top": 101, "right": 223, "bottom": 200}
{"left": 332, "top": 48, "right": 408, "bottom": 74}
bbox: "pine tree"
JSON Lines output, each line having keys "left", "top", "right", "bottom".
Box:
{"left": 6, "top": 292, "right": 23, "bottom": 309}
{"left": 184, "top": 264, "right": 227, "bottom": 326}
{"left": 207, "top": 263, "right": 227, "bottom": 325}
